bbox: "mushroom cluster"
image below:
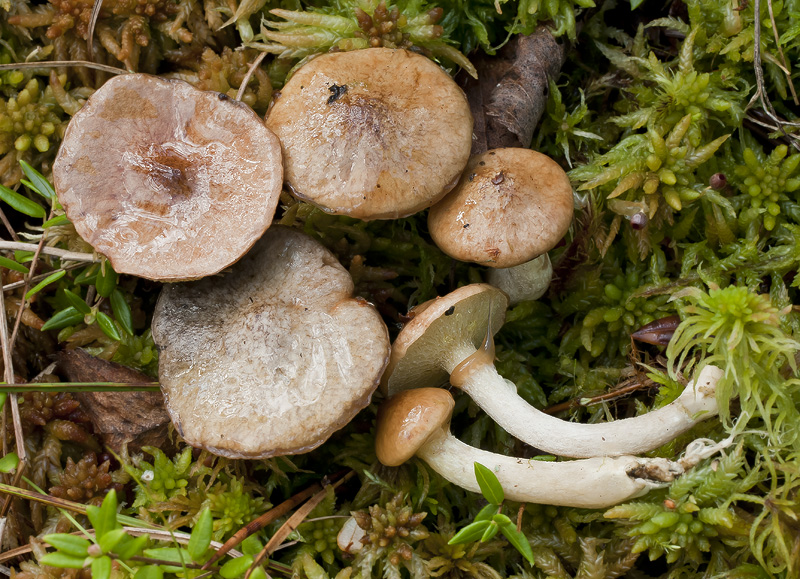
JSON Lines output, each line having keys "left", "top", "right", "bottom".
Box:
{"left": 375, "top": 283, "right": 723, "bottom": 508}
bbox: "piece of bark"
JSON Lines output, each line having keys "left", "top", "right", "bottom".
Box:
{"left": 460, "top": 27, "right": 566, "bottom": 154}
{"left": 56, "top": 349, "right": 171, "bottom": 454}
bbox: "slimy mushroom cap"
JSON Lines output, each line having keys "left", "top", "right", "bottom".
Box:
{"left": 53, "top": 73, "right": 283, "bottom": 281}
{"left": 428, "top": 148, "right": 574, "bottom": 268}
{"left": 375, "top": 388, "right": 455, "bottom": 467}
{"left": 152, "top": 226, "right": 390, "bottom": 459}
{"left": 266, "top": 48, "right": 473, "bottom": 220}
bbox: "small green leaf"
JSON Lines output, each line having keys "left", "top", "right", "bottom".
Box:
{"left": 250, "top": 566, "right": 268, "bottom": 579}
{"left": 88, "top": 490, "right": 118, "bottom": 539}
{"left": 133, "top": 566, "right": 163, "bottom": 579}
{"left": 43, "top": 534, "right": 91, "bottom": 558}
{"left": 0, "top": 255, "right": 29, "bottom": 273}
{"left": 142, "top": 547, "right": 189, "bottom": 572}
{"left": 630, "top": 0, "right": 646, "bottom": 9}
{"left": 39, "top": 553, "right": 88, "bottom": 569}
{"left": 20, "top": 160, "right": 56, "bottom": 199}
{"left": 492, "top": 513, "right": 513, "bottom": 526}
{"left": 96, "top": 312, "right": 121, "bottom": 341}
{"left": 480, "top": 520, "right": 500, "bottom": 542}
{"left": 188, "top": 508, "right": 213, "bottom": 562}
{"left": 95, "top": 264, "right": 117, "bottom": 298}
{"left": 74, "top": 265, "right": 99, "bottom": 285}
{"left": 498, "top": 520, "right": 535, "bottom": 566}
{"left": 43, "top": 214, "right": 71, "bottom": 228}
{"left": 474, "top": 463, "right": 504, "bottom": 505}
{"left": 25, "top": 269, "right": 66, "bottom": 300}
{"left": 91, "top": 556, "right": 112, "bottom": 579}
{"left": 98, "top": 528, "right": 128, "bottom": 554}
{"left": 63, "top": 289, "right": 92, "bottom": 315}
{"left": 220, "top": 556, "right": 254, "bottom": 579}
{"left": 111, "top": 289, "right": 134, "bottom": 336}
{"left": 0, "top": 183, "right": 46, "bottom": 218}
{"left": 0, "top": 452, "right": 19, "bottom": 473}
{"left": 448, "top": 520, "right": 491, "bottom": 545}
{"left": 112, "top": 534, "right": 149, "bottom": 560}
{"left": 14, "top": 250, "right": 34, "bottom": 263}
{"left": 474, "top": 503, "right": 499, "bottom": 523}
{"left": 41, "top": 306, "right": 83, "bottom": 331}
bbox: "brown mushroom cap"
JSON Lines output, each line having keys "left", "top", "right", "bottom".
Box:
{"left": 53, "top": 73, "right": 283, "bottom": 281}
{"left": 428, "top": 148, "right": 574, "bottom": 268}
{"left": 266, "top": 48, "right": 473, "bottom": 220}
{"left": 382, "top": 284, "right": 508, "bottom": 395}
{"left": 151, "top": 225, "right": 390, "bottom": 459}
{"left": 375, "top": 388, "right": 455, "bottom": 467}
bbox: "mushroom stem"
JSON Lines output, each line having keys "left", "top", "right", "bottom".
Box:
{"left": 486, "top": 253, "right": 553, "bottom": 305}
{"left": 447, "top": 333, "right": 721, "bottom": 458}
{"left": 416, "top": 425, "right": 682, "bottom": 508}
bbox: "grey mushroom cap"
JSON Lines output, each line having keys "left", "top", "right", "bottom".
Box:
{"left": 53, "top": 73, "right": 283, "bottom": 281}
{"left": 152, "top": 226, "right": 390, "bottom": 459}
{"left": 266, "top": 48, "right": 473, "bottom": 220}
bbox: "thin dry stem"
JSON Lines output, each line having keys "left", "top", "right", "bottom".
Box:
{"left": 0, "top": 61, "right": 126, "bottom": 75}
{"left": 0, "top": 241, "right": 100, "bottom": 263}
{"left": 766, "top": 0, "right": 799, "bottom": 105}
{"left": 88, "top": 0, "right": 105, "bottom": 64}
{"left": 236, "top": 51, "right": 268, "bottom": 102}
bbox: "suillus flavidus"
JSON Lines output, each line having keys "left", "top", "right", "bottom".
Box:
{"left": 53, "top": 73, "right": 283, "bottom": 281}
{"left": 428, "top": 148, "right": 574, "bottom": 303}
{"left": 152, "top": 226, "right": 390, "bottom": 459}
{"left": 266, "top": 48, "right": 473, "bottom": 220}
{"left": 383, "top": 283, "right": 721, "bottom": 458}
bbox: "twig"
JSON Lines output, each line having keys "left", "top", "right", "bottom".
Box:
{"left": 0, "top": 207, "right": 19, "bottom": 241}
{"left": 0, "top": 61, "right": 126, "bottom": 75}
{"left": 3, "top": 263, "right": 85, "bottom": 293}
{"left": 543, "top": 378, "right": 652, "bottom": 415}
{"left": 236, "top": 51, "right": 268, "bottom": 102}
{"left": 766, "top": 0, "right": 798, "bottom": 105}
{"left": 0, "top": 241, "right": 100, "bottom": 263}
{"left": 204, "top": 471, "right": 350, "bottom": 568}
{"left": 749, "top": 0, "right": 800, "bottom": 152}
{"left": 245, "top": 471, "right": 355, "bottom": 579}
{"left": 87, "top": 0, "right": 104, "bottom": 64}
{"left": 0, "top": 382, "right": 160, "bottom": 392}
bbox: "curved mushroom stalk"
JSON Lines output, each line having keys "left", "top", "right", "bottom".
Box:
{"left": 376, "top": 388, "right": 684, "bottom": 509}
{"left": 384, "top": 284, "right": 721, "bottom": 459}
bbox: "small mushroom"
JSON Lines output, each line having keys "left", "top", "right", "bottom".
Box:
{"left": 266, "top": 48, "right": 473, "bottom": 220}
{"left": 384, "top": 284, "right": 721, "bottom": 458}
{"left": 375, "top": 388, "right": 684, "bottom": 508}
{"left": 427, "top": 148, "right": 573, "bottom": 303}
{"left": 152, "top": 226, "right": 390, "bottom": 459}
{"left": 53, "top": 73, "right": 283, "bottom": 281}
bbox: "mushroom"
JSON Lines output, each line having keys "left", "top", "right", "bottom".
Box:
{"left": 265, "top": 48, "right": 473, "bottom": 220}
{"left": 427, "top": 148, "right": 574, "bottom": 303}
{"left": 384, "top": 284, "right": 721, "bottom": 458}
{"left": 53, "top": 73, "right": 283, "bottom": 281}
{"left": 151, "top": 225, "right": 390, "bottom": 459}
{"left": 375, "top": 388, "right": 685, "bottom": 508}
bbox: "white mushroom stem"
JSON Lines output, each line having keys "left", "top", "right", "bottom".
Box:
{"left": 444, "top": 331, "right": 722, "bottom": 458}
{"left": 486, "top": 254, "right": 553, "bottom": 305}
{"left": 417, "top": 425, "right": 683, "bottom": 508}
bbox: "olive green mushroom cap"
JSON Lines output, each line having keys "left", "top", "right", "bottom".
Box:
{"left": 53, "top": 73, "right": 283, "bottom": 281}
{"left": 266, "top": 48, "right": 473, "bottom": 220}
{"left": 375, "top": 388, "right": 455, "bottom": 467}
{"left": 382, "top": 284, "right": 508, "bottom": 395}
{"left": 152, "top": 226, "right": 390, "bottom": 459}
{"left": 428, "top": 148, "right": 574, "bottom": 268}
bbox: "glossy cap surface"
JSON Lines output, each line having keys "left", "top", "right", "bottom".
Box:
{"left": 54, "top": 73, "right": 283, "bottom": 281}
{"left": 428, "top": 148, "right": 574, "bottom": 267}
{"left": 376, "top": 388, "right": 455, "bottom": 466}
{"left": 152, "top": 226, "right": 390, "bottom": 459}
{"left": 266, "top": 48, "right": 473, "bottom": 220}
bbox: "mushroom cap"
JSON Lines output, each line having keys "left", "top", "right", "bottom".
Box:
{"left": 382, "top": 284, "right": 508, "bottom": 396}
{"left": 375, "top": 388, "right": 455, "bottom": 467}
{"left": 265, "top": 48, "right": 473, "bottom": 220}
{"left": 53, "top": 73, "right": 283, "bottom": 281}
{"left": 151, "top": 225, "right": 390, "bottom": 459}
{"left": 428, "top": 148, "right": 574, "bottom": 268}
